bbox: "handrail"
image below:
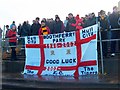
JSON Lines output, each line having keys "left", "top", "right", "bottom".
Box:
{"left": 1, "top": 27, "right": 120, "bottom": 40}
{"left": 1, "top": 28, "right": 120, "bottom": 48}
{"left": 2, "top": 38, "right": 120, "bottom": 48}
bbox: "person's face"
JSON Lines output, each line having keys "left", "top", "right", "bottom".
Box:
{"left": 101, "top": 12, "right": 106, "bottom": 16}
{"left": 36, "top": 19, "right": 39, "bottom": 23}
{"left": 41, "top": 22, "right": 45, "bottom": 26}
{"left": 56, "top": 18, "right": 60, "bottom": 22}
{"left": 107, "top": 12, "right": 111, "bottom": 16}
{"left": 27, "top": 21, "right": 29, "bottom": 24}
{"left": 6, "top": 26, "right": 9, "bottom": 29}
{"left": 66, "top": 17, "right": 69, "bottom": 20}
{"left": 68, "top": 15, "right": 73, "bottom": 19}
{"left": 113, "top": 7, "right": 118, "bottom": 13}
{"left": 55, "top": 15, "right": 58, "bottom": 18}
{"left": 12, "top": 26, "right": 16, "bottom": 31}
{"left": 49, "top": 19, "right": 52, "bottom": 22}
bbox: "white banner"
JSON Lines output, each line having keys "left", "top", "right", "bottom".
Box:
{"left": 24, "top": 24, "right": 98, "bottom": 76}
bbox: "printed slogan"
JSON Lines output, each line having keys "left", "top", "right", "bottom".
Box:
{"left": 24, "top": 24, "right": 98, "bottom": 76}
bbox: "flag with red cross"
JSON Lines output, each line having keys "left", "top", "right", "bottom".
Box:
{"left": 24, "top": 24, "right": 98, "bottom": 76}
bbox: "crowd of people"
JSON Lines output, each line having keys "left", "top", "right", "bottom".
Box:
{"left": 2, "top": 6, "right": 120, "bottom": 60}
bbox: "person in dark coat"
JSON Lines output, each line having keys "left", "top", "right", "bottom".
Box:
{"left": 109, "top": 6, "right": 120, "bottom": 56}
{"left": 19, "top": 21, "right": 31, "bottom": 47}
{"left": 53, "top": 17, "right": 64, "bottom": 34}
{"left": 47, "top": 18, "right": 55, "bottom": 34}
{"left": 18, "top": 24, "right": 22, "bottom": 35}
{"left": 19, "top": 21, "right": 31, "bottom": 37}
{"left": 98, "top": 10, "right": 110, "bottom": 58}
{"left": 31, "top": 17, "right": 41, "bottom": 36}
{"left": 65, "top": 13, "right": 76, "bottom": 32}
{"left": 84, "top": 13, "right": 97, "bottom": 27}
{"left": 26, "top": 21, "right": 31, "bottom": 32}
{"left": 99, "top": 10, "right": 110, "bottom": 30}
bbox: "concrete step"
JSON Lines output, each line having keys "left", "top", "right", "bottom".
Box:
{"left": 2, "top": 73, "right": 120, "bottom": 89}
{"left": 2, "top": 61, "right": 25, "bottom": 73}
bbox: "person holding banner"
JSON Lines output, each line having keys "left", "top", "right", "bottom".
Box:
{"left": 39, "top": 20, "right": 50, "bottom": 35}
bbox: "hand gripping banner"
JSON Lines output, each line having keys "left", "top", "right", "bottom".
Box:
{"left": 24, "top": 24, "right": 98, "bottom": 76}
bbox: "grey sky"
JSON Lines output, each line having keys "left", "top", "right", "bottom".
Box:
{"left": 0, "top": 0, "right": 119, "bottom": 28}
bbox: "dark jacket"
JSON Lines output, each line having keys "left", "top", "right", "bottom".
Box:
{"left": 98, "top": 15, "right": 110, "bottom": 30}
{"left": 31, "top": 23, "right": 41, "bottom": 36}
{"left": 109, "top": 12, "right": 120, "bottom": 29}
{"left": 53, "top": 20, "right": 64, "bottom": 34}
{"left": 84, "top": 17, "right": 97, "bottom": 28}
{"left": 20, "top": 23, "right": 31, "bottom": 36}
{"left": 65, "top": 18, "right": 76, "bottom": 32}
{"left": 47, "top": 22, "right": 55, "bottom": 34}
{"left": 5, "top": 29, "right": 10, "bottom": 38}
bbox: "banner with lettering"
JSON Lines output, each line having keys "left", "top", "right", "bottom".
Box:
{"left": 24, "top": 24, "right": 98, "bottom": 76}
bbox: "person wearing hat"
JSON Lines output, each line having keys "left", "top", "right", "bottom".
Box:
{"left": 39, "top": 20, "right": 50, "bottom": 35}
{"left": 7, "top": 25, "right": 17, "bottom": 60}
{"left": 65, "top": 13, "right": 76, "bottom": 32}
{"left": 10, "top": 21, "right": 16, "bottom": 29}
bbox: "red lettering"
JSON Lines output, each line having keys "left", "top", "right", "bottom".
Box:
{"left": 54, "top": 43, "right": 56, "bottom": 48}
{"left": 45, "top": 42, "right": 76, "bottom": 49}
{"left": 50, "top": 44, "right": 53, "bottom": 48}
{"left": 57, "top": 43, "right": 62, "bottom": 48}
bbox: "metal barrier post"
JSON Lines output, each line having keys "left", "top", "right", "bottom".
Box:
{"left": 98, "top": 22, "right": 104, "bottom": 74}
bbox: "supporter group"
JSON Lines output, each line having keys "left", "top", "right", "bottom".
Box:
{"left": 1, "top": 6, "right": 120, "bottom": 60}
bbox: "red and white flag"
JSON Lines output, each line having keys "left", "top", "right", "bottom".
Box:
{"left": 24, "top": 24, "right": 98, "bottom": 76}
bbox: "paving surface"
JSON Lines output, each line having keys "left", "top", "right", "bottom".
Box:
{"left": 1, "top": 51, "right": 120, "bottom": 89}
{"left": 2, "top": 73, "right": 120, "bottom": 89}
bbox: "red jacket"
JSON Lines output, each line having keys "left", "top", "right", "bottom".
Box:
{"left": 7, "top": 29, "right": 17, "bottom": 42}
{"left": 39, "top": 26, "right": 50, "bottom": 35}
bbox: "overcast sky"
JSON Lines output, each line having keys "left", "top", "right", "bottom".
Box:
{"left": 0, "top": 0, "right": 119, "bottom": 28}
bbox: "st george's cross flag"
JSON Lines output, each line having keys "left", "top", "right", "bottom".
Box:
{"left": 23, "top": 24, "right": 98, "bottom": 76}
